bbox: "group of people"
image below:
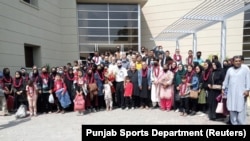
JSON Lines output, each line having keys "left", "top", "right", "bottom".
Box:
{"left": 0, "top": 45, "right": 249, "bottom": 125}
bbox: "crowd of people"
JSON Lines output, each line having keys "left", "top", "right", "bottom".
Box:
{"left": 0, "top": 45, "right": 249, "bottom": 125}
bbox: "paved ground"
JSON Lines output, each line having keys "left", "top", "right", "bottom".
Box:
{"left": 0, "top": 108, "right": 249, "bottom": 141}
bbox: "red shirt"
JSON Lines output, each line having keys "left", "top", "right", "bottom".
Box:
{"left": 124, "top": 82, "right": 133, "bottom": 97}
{"left": 53, "top": 80, "right": 67, "bottom": 93}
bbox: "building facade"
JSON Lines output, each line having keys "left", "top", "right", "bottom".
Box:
{"left": 0, "top": 0, "right": 247, "bottom": 72}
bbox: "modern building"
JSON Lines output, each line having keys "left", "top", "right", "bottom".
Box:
{"left": 0, "top": 0, "right": 249, "bottom": 72}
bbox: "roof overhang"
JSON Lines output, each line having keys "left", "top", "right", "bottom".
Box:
{"left": 152, "top": 0, "right": 250, "bottom": 41}
{"left": 76, "top": 0, "right": 148, "bottom": 7}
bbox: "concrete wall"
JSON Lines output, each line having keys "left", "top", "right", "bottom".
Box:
{"left": 141, "top": 0, "right": 244, "bottom": 62}
{"left": 0, "top": 0, "right": 78, "bottom": 73}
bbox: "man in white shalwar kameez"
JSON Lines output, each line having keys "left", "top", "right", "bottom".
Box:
{"left": 222, "top": 56, "right": 250, "bottom": 125}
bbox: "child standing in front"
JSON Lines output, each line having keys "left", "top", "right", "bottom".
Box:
{"left": 103, "top": 78, "right": 113, "bottom": 111}
{"left": 177, "top": 76, "right": 190, "bottom": 116}
{"left": 26, "top": 80, "right": 38, "bottom": 117}
{"left": 124, "top": 76, "right": 133, "bottom": 110}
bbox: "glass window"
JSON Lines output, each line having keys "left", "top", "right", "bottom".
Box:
{"left": 243, "top": 28, "right": 250, "bottom": 35}
{"left": 243, "top": 43, "right": 250, "bottom": 50}
{"left": 79, "top": 36, "right": 109, "bottom": 43}
{"left": 110, "top": 20, "right": 138, "bottom": 27}
{"left": 77, "top": 4, "right": 107, "bottom": 11}
{"left": 110, "top": 28, "right": 138, "bottom": 36}
{"left": 109, "top": 12, "right": 138, "bottom": 19}
{"left": 109, "top": 4, "right": 138, "bottom": 11}
{"left": 244, "top": 20, "right": 250, "bottom": 28}
{"left": 78, "top": 28, "right": 108, "bottom": 35}
{"left": 110, "top": 37, "right": 138, "bottom": 43}
{"left": 78, "top": 20, "right": 108, "bottom": 27}
{"left": 243, "top": 36, "right": 250, "bottom": 42}
{"left": 78, "top": 11, "right": 108, "bottom": 19}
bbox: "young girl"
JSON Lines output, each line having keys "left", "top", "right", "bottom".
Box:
{"left": 103, "top": 78, "right": 113, "bottom": 111}
{"left": 124, "top": 76, "right": 133, "bottom": 110}
{"left": 26, "top": 80, "right": 38, "bottom": 117}
{"left": 177, "top": 76, "right": 190, "bottom": 116}
{"left": 53, "top": 73, "right": 68, "bottom": 114}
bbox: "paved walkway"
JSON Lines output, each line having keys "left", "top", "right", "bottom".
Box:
{"left": 0, "top": 108, "right": 249, "bottom": 141}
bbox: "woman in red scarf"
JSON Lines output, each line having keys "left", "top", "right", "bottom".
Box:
{"left": 12, "top": 71, "right": 27, "bottom": 111}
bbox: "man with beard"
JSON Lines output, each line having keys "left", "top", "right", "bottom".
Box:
{"left": 222, "top": 55, "right": 250, "bottom": 125}
{"left": 115, "top": 60, "right": 128, "bottom": 109}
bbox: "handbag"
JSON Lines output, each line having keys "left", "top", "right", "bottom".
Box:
{"left": 211, "top": 85, "right": 222, "bottom": 90}
{"left": 48, "top": 94, "right": 54, "bottom": 104}
{"left": 216, "top": 98, "right": 224, "bottom": 113}
{"left": 189, "top": 90, "right": 199, "bottom": 99}
{"left": 15, "top": 104, "right": 27, "bottom": 118}
{"left": 88, "top": 83, "right": 98, "bottom": 92}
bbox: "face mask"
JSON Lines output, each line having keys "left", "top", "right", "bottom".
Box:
{"left": 163, "top": 69, "right": 168, "bottom": 72}
{"left": 4, "top": 71, "right": 10, "bottom": 76}
{"left": 154, "top": 63, "right": 158, "bottom": 66}
{"left": 52, "top": 71, "right": 57, "bottom": 75}
{"left": 42, "top": 71, "right": 47, "bottom": 74}
{"left": 197, "top": 55, "right": 201, "bottom": 58}
{"left": 58, "top": 71, "right": 63, "bottom": 74}
{"left": 141, "top": 51, "right": 145, "bottom": 53}
{"left": 118, "top": 65, "right": 122, "bottom": 68}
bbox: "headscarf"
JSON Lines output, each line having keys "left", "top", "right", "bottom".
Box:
{"left": 175, "top": 64, "right": 186, "bottom": 86}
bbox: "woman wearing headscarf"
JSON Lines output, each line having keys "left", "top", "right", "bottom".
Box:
{"left": 198, "top": 59, "right": 212, "bottom": 116}
{"left": 12, "top": 71, "right": 27, "bottom": 111}
{"left": 64, "top": 67, "right": 75, "bottom": 111}
{"left": 173, "top": 63, "right": 186, "bottom": 112}
{"left": 207, "top": 60, "right": 225, "bottom": 120}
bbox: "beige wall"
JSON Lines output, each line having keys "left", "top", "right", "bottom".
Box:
{"left": 0, "top": 0, "right": 78, "bottom": 73}
{"left": 0, "top": 0, "right": 245, "bottom": 74}
{"left": 141, "top": 0, "right": 244, "bottom": 62}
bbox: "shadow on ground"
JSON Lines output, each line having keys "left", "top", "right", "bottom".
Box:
{"left": 0, "top": 117, "right": 31, "bottom": 130}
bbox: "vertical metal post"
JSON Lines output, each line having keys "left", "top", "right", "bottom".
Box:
{"left": 193, "top": 33, "right": 197, "bottom": 59}
{"left": 221, "top": 20, "right": 226, "bottom": 64}
{"left": 138, "top": 4, "right": 141, "bottom": 53}
{"left": 176, "top": 40, "right": 179, "bottom": 49}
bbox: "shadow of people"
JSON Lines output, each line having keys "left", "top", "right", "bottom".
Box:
{"left": 0, "top": 117, "right": 31, "bottom": 130}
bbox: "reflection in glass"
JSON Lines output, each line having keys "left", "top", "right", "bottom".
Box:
{"left": 78, "top": 28, "right": 108, "bottom": 35}
{"left": 109, "top": 12, "right": 138, "bottom": 19}
{"left": 110, "top": 20, "right": 138, "bottom": 27}
{"left": 78, "top": 11, "right": 108, "bottom": 19}
{"left": 110, "top": 37, "right": 138, "bottom": 43}
{"left": 78, "top": 20, "right": 108, "bottom": 27}
{"left": 110, "top": 28, "right": 138, "bottom": 35}
{"left": 109, "top": 4, "right": 138, "bottom": 11}
{"left": 77, "top": 4, "right": 107, "bottom": 11}
{"left": 79, "top": 36, "right": 109, "bottom": 43}
{"left": 244, "top": 21, "right": 250, "bottom": 28}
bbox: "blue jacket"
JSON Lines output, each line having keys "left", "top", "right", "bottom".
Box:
{"left": 138, "top": 68, "right": 151, "bottom": 87}
{"left": 191, "top": 74, "right": 199, "bottom": 90}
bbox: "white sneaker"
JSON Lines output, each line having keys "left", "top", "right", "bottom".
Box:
{"left": 175, "top": 109, "right": 179, "bottom": 112}
{"left": 126, "top": 107, "right": 129, "bottom": 110}
{"left": 131, "top": 107, "right": 135, "bottom": 110}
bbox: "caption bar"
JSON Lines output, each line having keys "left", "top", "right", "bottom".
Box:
{"left": 82, "top": 125, "right": 249, "bottom": 140}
